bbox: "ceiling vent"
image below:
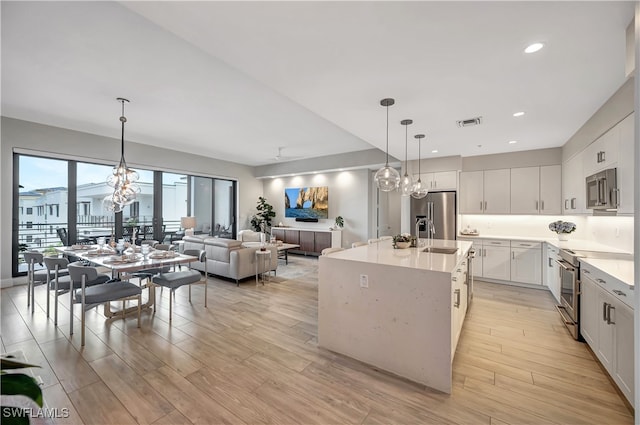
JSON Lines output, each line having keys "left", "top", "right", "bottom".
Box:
{"left": 456, "top": 116, "right": 482, "bottom": 127}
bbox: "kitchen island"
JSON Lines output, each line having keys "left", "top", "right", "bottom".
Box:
{"left": 318, "top": 238, "right": 472, "bottom": 394}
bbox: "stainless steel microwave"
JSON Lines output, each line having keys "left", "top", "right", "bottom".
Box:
{"left": 585, "top": 168, "right": 618, "bottom": 210}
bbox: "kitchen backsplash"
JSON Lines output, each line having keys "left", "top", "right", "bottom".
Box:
{"left": 459, "top": 214, "right": 634, "bottom": 253}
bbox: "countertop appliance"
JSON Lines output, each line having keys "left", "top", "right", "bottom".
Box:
{"left": 585, "top": 168, "right": 618, "bottom": 211}
{"left": 410, "top": 191, "right": 457, "bottom": 241}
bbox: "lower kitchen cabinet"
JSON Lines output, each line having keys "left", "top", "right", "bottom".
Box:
{"left": 544, "top": 244, "right": 561, "bottom": 302}
{"left": 510, "top": 242, "right": 542, "bottom": 285}
{"left": 481, "top": 242, "right": 510, "bottom": 281}
{"left": 580, "top": 270, "right": 634, "bottom": 405}
{"left": 470, "top": 238, "right": 541, "bottom": 285}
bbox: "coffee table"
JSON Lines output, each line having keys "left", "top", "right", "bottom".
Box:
{"left": 276, "top": 243, "right": 299, "bottom": 264}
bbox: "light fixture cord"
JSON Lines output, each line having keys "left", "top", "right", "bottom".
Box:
{"left": 404, "top": 124, "right": 408, "bottom": 175}
{"left": 385, "top": 104, "right": 389, "bottom": 166}
{"left": 418, "top": 137, "right": 421, "bottom": 175}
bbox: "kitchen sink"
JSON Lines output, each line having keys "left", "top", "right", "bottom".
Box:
{"left": 422, "top": 247, "right": 458, "bottom": 255}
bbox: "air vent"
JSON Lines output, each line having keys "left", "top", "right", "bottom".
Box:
{"left": 456, "top": 116, "right": 482, "bottom": 127}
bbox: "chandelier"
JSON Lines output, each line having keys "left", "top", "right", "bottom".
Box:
{"left": 411, "top": 134, "right": 428, "bottom": 199}
{"left": 104, "top": 98, "right": 140, "bottom": 213}
{"left": 373, "top": 98, "right": 401, "bottom": 192}
{"left": 399, "top": 119, "right": 414, "bottom": 196}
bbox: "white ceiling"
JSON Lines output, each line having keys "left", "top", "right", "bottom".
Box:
{"left": 1, "top": 1, "right": 634, "bottom": 167}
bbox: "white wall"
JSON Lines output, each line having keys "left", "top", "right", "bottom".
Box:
{"left": 262, "top": 169, "right": 372, "bottom": 249}
{"left": 1, "top": 117, "right": 263, "bottom": 282}
{"left": 459, "top": 214, "right": 634, "bottom": 253}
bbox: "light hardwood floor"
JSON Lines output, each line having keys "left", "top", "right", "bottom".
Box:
{"left": 1, "top": 256, "right": 634, "bottom": 424}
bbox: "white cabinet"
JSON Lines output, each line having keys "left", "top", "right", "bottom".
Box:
{"left": 583, "top": 124, "right": 619, "bottom": 176}
{"left": 510, "top": 242, "right": 542, "bottom": 285}
{"left": 459, "top": 169, "right": 510, "bottom": 214}
{"left": 562, "top": 152, "right": 586, "bottom": 214}
{"left": 459, "top": 171, "right": 484, "bottom": 214}
{"left": 510, "top": 167, "right": 539, "bottom": 214}
{"left": 616, "top": 113, "right": 634, "bottom": 214}
{"left": 580, "top": 276, "right": 598, "bottom": 347}
{"left": 580, "top": 265, "right": 635, "bottom": 405}
{"left": 543, "top": 244, "right": 560, "bottom": 303}
{"left": 451, "top": 261, "right": 468, "bottom": 356}
{"left": 510, "top": 166, "right": 561, "bottom": 215}
{"left": 481, "top": 240, "right": 511, "bottom": 281}
{"left": 539, "top": 165, "right": 562, "bottom": 214}
{"left": 483, "top": 169, "right": 510, "bottom": 214}
{"left": 415, "top": 171, "right": 458, "bottom": 191}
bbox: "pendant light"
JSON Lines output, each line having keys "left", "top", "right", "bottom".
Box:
{"left": 374, "top": 98, "right": 401, "bottom": 192}
{"left": 411, "top": 134, "right": 428, "bottom": 199}
{"left": 399, "top": 119, "right": 414, "bottom": 197}
{"left": 104, "top": 97, "right": 140, "bottom": 213}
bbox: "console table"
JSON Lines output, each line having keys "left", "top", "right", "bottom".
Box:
{"left": 271, "top": 227, "right": 341, "bottom": 256}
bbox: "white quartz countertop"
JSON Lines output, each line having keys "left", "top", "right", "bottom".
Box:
{"left": 580, "top": 258, "right": 635, "bottom": 287}
{"left": 457, "top": 234, "right": 631, "bottom": 254}
{"left": 326, "top": 239, "right": 472, "bottom": 273}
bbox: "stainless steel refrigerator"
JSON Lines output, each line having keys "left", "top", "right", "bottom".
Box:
{"left": 410, "top": 191, "right": 457, "bottom": 240}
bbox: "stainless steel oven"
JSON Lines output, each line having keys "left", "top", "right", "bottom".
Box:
{"left": 555, "top": 249, "right": 581, "bottom": 339}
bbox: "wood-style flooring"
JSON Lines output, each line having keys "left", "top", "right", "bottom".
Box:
{"left": 1, "top": 256, "right": 634, "bottom": 424}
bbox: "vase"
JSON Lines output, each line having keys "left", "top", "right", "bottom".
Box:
{"left": 395, "top": 241, "right": 411, "bottom": 249}
{"left": 557, "top": 233, "right": 569, "bottom": 241}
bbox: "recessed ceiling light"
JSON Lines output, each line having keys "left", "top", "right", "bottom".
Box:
{"left": 509, "top": 140, "right": 518, "bottom": 144}
{"left": 524, "top": 43, "right": 544, "bottom": 54}
{"left": 431, "top": 150, "right": 438, "bottom": 153}
{"left": 513, "top": 111, "right": 525, "bottom": 117}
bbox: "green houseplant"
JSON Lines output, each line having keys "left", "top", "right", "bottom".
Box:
{"left": 250, "top": 197, "right": 276, "bottom": 236}
{"left": 334, "top": 216, "right": 344, "bottom": 229}
{"left": 1, "top": 356, "right": 43, "bottom": 424}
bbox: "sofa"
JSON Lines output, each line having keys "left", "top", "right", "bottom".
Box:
{"left": 182, "top": 235, "right": 277, "bottom": 285}
{"left": 237, "top": 229, "right": 265, "bottom": 243}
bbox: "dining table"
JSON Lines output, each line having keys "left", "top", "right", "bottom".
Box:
{"left": 56, "top": 244, "right": 200, "bottom": 319}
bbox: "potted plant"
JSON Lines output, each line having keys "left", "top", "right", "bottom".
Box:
{"left": 392, "top": 233, "right": 412, "bottom": 249}
{"left": 548, "top": 220, "right": 576, "bottom": 241}
{"left": 334, "top": 216, "right": 344, "bottom": 230}
{"left": 250, "top": 196, "right": 276, "bottom": 236}
{"left": 1, "top": 355, "right": 43, "bottom": 424}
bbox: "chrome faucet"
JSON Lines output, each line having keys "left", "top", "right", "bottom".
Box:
{"left": 416, "top": 217, "right": 436, "bottom": 247}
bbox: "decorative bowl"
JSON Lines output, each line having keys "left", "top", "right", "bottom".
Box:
{"left": 395, "top": 241, "right": 411, "bottom": 249}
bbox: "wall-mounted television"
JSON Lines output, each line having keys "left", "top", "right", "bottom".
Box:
{"left": 285, "top": 186, "right": 328, "bottom": 219}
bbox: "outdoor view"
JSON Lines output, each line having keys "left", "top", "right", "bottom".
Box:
{"left": 15, "top": 154, "right": 236, "bottom": 275}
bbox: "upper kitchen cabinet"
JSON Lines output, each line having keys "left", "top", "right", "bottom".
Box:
{"left": 562, "top": 152, "right": 586, "bottom": 214}
{"left": 510, "top": 165, "right": 561, "bottom": 215}
{"left": 459, "top": 169, "right": 510, "bottom": 214}
{"left": 616, "top": 113, "right": 634, "bottom": 215}
{"left": 583, "top": 123, "right": 619, "bottom": 176}
{"left": 413, "top": 171, "right": 458, "bottom": 191}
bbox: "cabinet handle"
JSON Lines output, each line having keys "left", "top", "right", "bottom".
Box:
{"left": 452, "top": 276, "right": 458, "bottom": 282}
{"left": 607, "top": 305, "right": 615, "bottom": 325}
{"left": 613, "top": 289, "right": 626, "bottom": 297}
{"left": 519, "top": 243, "right": 532, "bottom": 247}
{"left": 596, "top": 151, "right": 600, "bottom": 163}
{"left": 548, "top": 257, "right": 553, "bottom": 267}
{"left": 601, "top": 151, "right": 606, "bottom": 163}
{"left": 483, "top": 248, "right": 487, "bottom": 257}
{"left": 434, "top": 180, "right": 437, "bottom": 188}
{"left": 602, "top": 302, "right": 608, "bottom": 321}
{"left": 480, "top": 201, "right": 483, "bottom": 211}
{"left": 541, "top": 200, "right": 544, "bottom": 210}
{"left": 596, "top": 278, "right": 606, "bottom": 285}
{"left": 490, "top": 242, "right": 501, "bottom": 245}
{"left": 535, "top": 200, "right": 539, "bottom": 211}
{"left": 484, "top": 201, "right": 487, "bottom": 210}
{"left": 456, "top": 268, "right": 462, "bottom": 273}
{"left": 582, "top": 269, "right": 590, "bottom": 274}
{"left": 512, "top": 251, "right": 515, "bottom": 260}
{"left": 454, "top": 289, "right": 461, "bottom": 308}
{"left": 571, "top": 198, "right": 576, "bottom": 209}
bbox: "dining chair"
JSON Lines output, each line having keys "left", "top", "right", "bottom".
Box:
{"left": 43, "top": 257, "right": 70, "bottom": 323}
{"left": 24, "top": 252, "right": 49, "bottom": 314}
{"left": 351, "top": 241, "right": 368, "bottom": 248}
{"left": 367, "top": 238, "right": 380, "bottom": 244}
{"left": 68, "top": 262, "right": 142, "bottom": 346}
{"left": 151, "top": 249, "right": 207, "bottom": 322}
{"left": 379, "top": 236, "right": 393, "bottom": 241}
{"left": 321, "top": 247, "right": 345, "bottom": 256}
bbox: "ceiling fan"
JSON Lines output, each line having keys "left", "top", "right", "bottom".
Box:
{"left": 274, "top": 147, "right": 302, "bottom": 161}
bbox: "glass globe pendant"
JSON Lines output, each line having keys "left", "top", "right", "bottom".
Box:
{"left": 411, "top": 134, "right": 428, "bottom": 199}
{"left": 399, "top": 119, "right": 414, "bottom": 196}
{"left": 374, "top": 98, "right": 400, "bottom": 192}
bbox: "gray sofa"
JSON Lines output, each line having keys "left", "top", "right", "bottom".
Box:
{"left": 182, "top": 236, "right": 277, "bottom": 285}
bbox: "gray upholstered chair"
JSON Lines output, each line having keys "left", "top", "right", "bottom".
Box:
{"left": 43, "top": 256, "right": 72, "bottom": 325}
{"left": 68, "top": 263, "right": 141, "bottom": 346}
{"left": 152, "top": 249, "right": 207, "bottom": 322}
{"left": 24, "top": 252, "right": 51, "bottom": 314}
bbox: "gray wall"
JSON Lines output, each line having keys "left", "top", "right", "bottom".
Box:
{"left": 562, "top": 78, "right": 634, "bottom": 162}
{"left": 462, "top": 147, "right": 562, "bottom": 171}
{"left": 261, "top": 169, "right": 374, "bottom": 249}
{"left": 0, "top": 117, "right": 263, "bottom": 282}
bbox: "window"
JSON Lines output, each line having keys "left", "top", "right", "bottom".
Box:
{"left": 129, "top": 201, "right": 140, "bottom": 218}
{"left": 26, "top": 207, "right": 32, "bottom": 215}
{"left": 26, "top": 221, "right": 33, "bottom": 229}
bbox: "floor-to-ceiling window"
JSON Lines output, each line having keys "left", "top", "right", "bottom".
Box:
{"left": 15, "top": 155, "right": 68, "bottom": 274}
{"left": 162, "top": 172, "right": 188, "bottom": 239}
{"left": 76, "top": 162, "right": 116, "bottom": 240}
{"left": 213, "top": 179, "right": 235, "bottom": 238}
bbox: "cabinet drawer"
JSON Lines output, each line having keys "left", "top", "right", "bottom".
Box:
{"left": 510, "top": 241, "right": 541, "bottom": 249}
{"left": 483, "top": 239, "right": 510, "bottom": 247}
{"left": 581, "top": 263, "right": 633, "bottom": 309}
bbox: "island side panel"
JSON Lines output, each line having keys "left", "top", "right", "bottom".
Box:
{"left": 318, "top": 256, "right": 454, "bottom": 393}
